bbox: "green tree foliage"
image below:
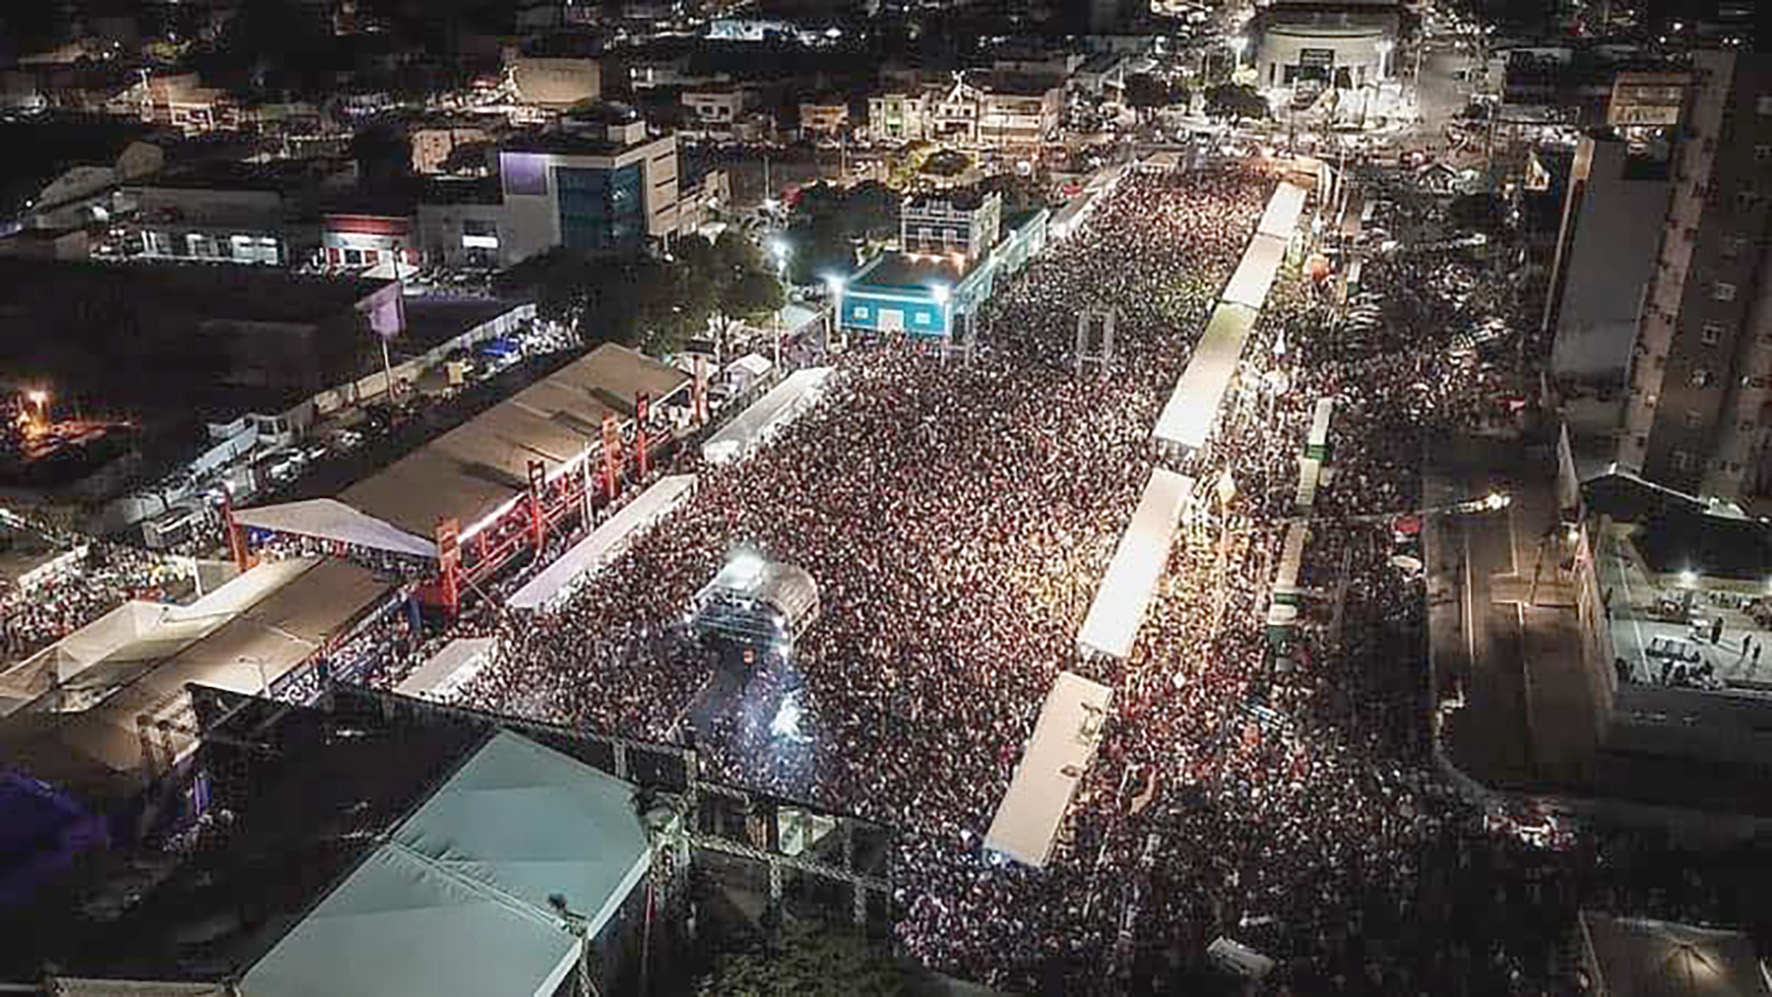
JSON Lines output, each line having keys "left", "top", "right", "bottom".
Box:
{"left": 1123, "top": 72, "right": 1173, "bottom": 117}
{"left": 777, "top": 181, "right": 900, "bottom": 285}
{"left": 695, "top": 925, "right": 909, "bottom": 997}
{"left": 1205, "top": 83, "right": 1270, "bottom": 124}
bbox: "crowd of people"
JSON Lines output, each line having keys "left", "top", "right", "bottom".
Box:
{"left": 0, "top": 535, "right": 190, "bottom": 665}
{"left": 356, "top": 162, "right": 1767, "bottom": 994}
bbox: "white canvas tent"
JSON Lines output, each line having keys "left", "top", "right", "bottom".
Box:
{"left": 394, "top": 636, "right": 497, "bottom": 699}
{"left": 1257, "top": 181, "right": 1309, "bottom": 240}
{"left": 241, "top": 731, "right": 653, "bottom": 997}
{"left": 984, "top": 671, "right": 1112, "bottom": 868}
{"left": 507, "top": 475, "right": 697, "bottom": 611}
{"left": 702, "top": 367, "right": 833, "bottom": 464}
{"left": 232, "top": 498, "right": 437, "bottom": 558}
{"left": 1152, "top": 303, "right": 1258, "bottom": 454}
{"left": 1077, "top": 470, "right": 1192, "bottom": 660}
{"left": 1220, "top": 232, "right": 1287, "bottom": 310}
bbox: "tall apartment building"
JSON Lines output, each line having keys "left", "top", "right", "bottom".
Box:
{"left": 1618, "top": 50, "right": 1772, "bottom": 500}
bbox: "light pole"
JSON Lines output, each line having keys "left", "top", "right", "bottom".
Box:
{"left": 824, "top": 274, "right": 847, "bottom": 354}
{"left": 1229, "top": 37, "right": 1249, "bottom": 79}
{"left": 930, "top": 283, "right": 952, "bottom": 358}
{"left": 769, "top": 239, "right": 792, "bottom": 368}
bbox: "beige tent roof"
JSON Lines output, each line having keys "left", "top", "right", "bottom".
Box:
{"left": 341, "top": 344, "right": 688, "bottom": 538}
{"left": 0, "top": 558, "right": 389, "bottom": 807}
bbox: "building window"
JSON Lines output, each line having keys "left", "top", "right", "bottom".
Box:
{"left": 854, "top": 306, "right": 869, "bottom": 318}
{"left": 1758, "top": 95, "right": 1772, "bottom": 115}
{"left": 1758, "top": 145, "right": 1772, "bottom": 162}
{"left": 1723, "top": 235, "right": 1748, "bottom": 258}
{"left": 1715, "top": 282, "right": 1737, "bottom": 302}
{"left": 1686, "top": 410, "right": 1704, "bottom": 428}
{"left": 1671, "top": 449, "right": 1697, "bottom": 472}
{"left": 345, "top": 248, "right": 362, "bottom": 265}
{"left": 1702, "top": 323, "right": 1724, "bottom": 345}
{"left": 1736, "top": 189, "right": 1760, "bottom": 211}
{"left": 1692, "top": 367, "right": 1715, "bottom": 388}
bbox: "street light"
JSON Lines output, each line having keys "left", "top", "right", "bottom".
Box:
{"left": 824, "top": 274, "right": 847, "bottom": 353}
{"left": 1229, "top": 37, "right": 1249, "bottom": 71}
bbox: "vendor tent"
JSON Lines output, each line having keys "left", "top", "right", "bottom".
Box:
{"left": 233, "top": 498, "right": 436, "bottom": 559}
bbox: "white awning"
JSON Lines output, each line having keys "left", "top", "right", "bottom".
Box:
{"left": 1221, "top": 232, "right": 1287, "bottom": 310}
{"left": 702, "top": 367, "right": 833, "bottom": 465}
{"left": 507, "top": 475, "right": 697, "bottom": 611}
{"left": 1257, "top": 181, "right": 1308, "bottom": 240}
{"left": 394, "top": 636, "right": 498, "bottom": 699}
{"left": 984, "top": 671, "right": 1113, "bottom": 868}
{"left": 233, "top": 498, "right": 436, "bottom": 559}
{"left": 1078, "top": 470, "right": 1192, "bottom": 660}
{"left": 241, "top": 731, "right": 652, "bottom": 997}
{"left": 1152, "top": 303, "right": 1258, "bottom": 453}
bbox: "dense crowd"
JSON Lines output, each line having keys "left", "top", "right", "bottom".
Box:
{"left": 407, "top": 164, "right": 1763, "bottom": 994}
{"left": 0, "top": 538, "right": 189, "bottom": 664}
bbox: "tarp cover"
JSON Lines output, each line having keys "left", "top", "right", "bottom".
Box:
{"left": 507, "top": 475, "right": 697, "bottom": 610}
{"left": 1077, "top": 470, "right": 1191, "bottom": 660}
{"left": 241, "top": 731, "right": 652, "bottom": 997}
{"left": 233, "top": 498, "right": 436, "bottom": 558}
{"left": 984, "top": 671, "right": 1112, "bottom": 868}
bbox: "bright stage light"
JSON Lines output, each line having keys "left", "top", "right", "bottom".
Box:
{"left": 770, "top": 692, "right": 807, "bottom": 742}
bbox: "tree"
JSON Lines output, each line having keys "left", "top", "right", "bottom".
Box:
{"left": 1123, "top": 73, "right": 1172, "bottom": 121}
{"left": 1449, "top": 192, "right": 1507, "bottom": 235}
{"left": 695, "top": 925, "right": 909, "bottom": 997}
{"left": 1205, "top": 83, "right": 1270, "bottom": 124}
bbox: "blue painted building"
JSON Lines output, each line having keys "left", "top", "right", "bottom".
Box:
{"left": 838, "top": 206, "right": 1049, "bottom": 340}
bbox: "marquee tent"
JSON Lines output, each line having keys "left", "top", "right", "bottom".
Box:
{"left": 984, "top": 671, "right": 1112, "bottom": 868}
{"left": 1077, "top": 470, "right": 1192, "bottom": 660}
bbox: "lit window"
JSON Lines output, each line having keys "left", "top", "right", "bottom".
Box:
{"left": 1758, "top": 95, "right": 1772, "bottom": 115}
{"left": 1701, "top": 323, "right": 1724, "bottom": 345}
{"left": 1715, "top": 282, "right": 1737, "bottom": 302}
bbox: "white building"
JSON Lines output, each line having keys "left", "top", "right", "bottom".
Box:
{"left": 1252, "top": 0, "right": 1401, "bottom": 91}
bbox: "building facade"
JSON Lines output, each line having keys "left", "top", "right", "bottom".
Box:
{"left": 900, "top": 189, "right": 1003, "bottom": 260}
{"left": 1618, "top": 50, "right": 1772, "bottom": 500}
{"left": 1252, "top": 0, "right": 1400, "bottom": 90}
{"left": 867, "top": 90, "right": 934, "bottom": 143}
{"left": 418, "top": 119, "right": 681, "bottom": 267}
{"left": 798, "top": 100, "right": 850, "bottom": 139}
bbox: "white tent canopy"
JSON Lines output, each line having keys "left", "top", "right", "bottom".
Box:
{"left": 702, "top": 367, "right": 833, "bottom": 464}
{"left": 507, "top": 475, "right": 697, "bottom": 611}
{"left": 984, "top": 671, "right": 1112, "bottom": 868}
{"left": 1257, "top": 182, "right": 1309, "bottom": 240}
{"left": 1077, "top": 470, "right": 1192, "bottom": 660}
{"left": 233, "top": 498, "right": 437, "bottom": 559}
{"left": 241, "top": 731, "right": 653, "bottom": 997}
{"left": 1152, "top": 303, "right": 1258, "bottom": 453}
{"left": 393, "top": 636, "right": 498, "bottom": 699}
{"left": 1221, "top": 232, "right": 1287, "bottom": 310}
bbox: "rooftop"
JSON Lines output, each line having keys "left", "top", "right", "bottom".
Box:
{"left": 853, "top": 251, "right": 971, "bottom": 291}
